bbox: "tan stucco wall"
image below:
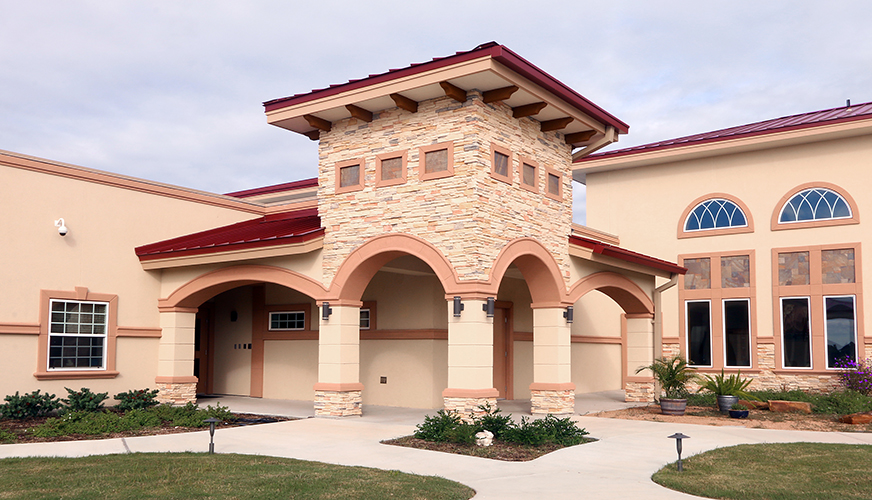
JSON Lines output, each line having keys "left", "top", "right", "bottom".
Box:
{"left": 211, "top": 287, "right": 252, "bottom": 395}
{"left": 362, "top": 270, "right": 447, "bottom": 329}
{"left": 360, "top": 339, "right": 447, "bottom": 408}
{"left": 572, "top": 343, "right": 622, "bottom": 392}
{"left": 262, "top": 340, "right": 318, "bottom": 401}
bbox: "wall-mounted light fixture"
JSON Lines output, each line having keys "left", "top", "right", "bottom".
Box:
{"left": 321, "top": 302, "right": 332, "bottom": 321}
{"left": 483, "top": 297, "right": 495, "bottom": 318}
{"left": 563, "top": 306, "right": 574, "bottom": 323}
{"left": 54, "top": 218, "right": 68, "bottom": 237}
{"left": 453, "top": 296, "right": 464, "bottom": 317}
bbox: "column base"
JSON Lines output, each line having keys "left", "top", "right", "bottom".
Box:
{"left": 530, "top": 383, "right": 575, "bottom": 414}
{"left": 155, "top": 379, "right": 197, "bottom": 406}
{"left": 624, "top": 381, "right": 656, "bottom": 402}
{"left": 442, "top": 388, "right": 499, "bottom": 422}
{"left": 314, "top": 384, "right": 363, "bottom": 417}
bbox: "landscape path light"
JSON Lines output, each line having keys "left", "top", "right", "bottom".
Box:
{"left": 667, "top": 432, "right": 689, "bottom": 472}
{"left": 204, "top": 417, "right": 220, "bottom": 454}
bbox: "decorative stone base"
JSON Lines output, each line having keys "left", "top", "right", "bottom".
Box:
{"left": 625, "top": 381, "right": 655, "bottom": 402}
{"left": 443, "top": 397, "right": 498, "bottom": 422}
{"left": 156, "top": 382, "right": 197, "bottom": 406}
{"left": 315, "top": 390, "right": 362, "bottom": 417}
{"left": 530, "top": 389, "right": 575, "bottom": 415}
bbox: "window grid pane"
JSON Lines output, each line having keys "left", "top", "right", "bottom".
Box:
{"left": 380, "top": 157, "right": 403, "bottom": 181}
{"left": 359, "top": 309, "right": 370, "bottom": 330}
{"left": 48, "top": 300, "right": 107, "bottom": 370}
{"left": 424, "top": 149, "right": 448, "bottom": 174}
{"left": 779, "top": 188, "right": 852, "bottom": 223}
{"left": 781, "top": 297, "right": 811, "bottom": 368}
{"left": 822, "top": 249, "right": 855, "bottom": 284}
{"left": 493, "top": 151, "right": 509, "bottom": 177}
{"left": 686, "top": 301, "right": 712, "bottom": 366}
{"left": 339, "top": 164, "right": 360, "bottom": 188}
{"left": 683, "top": 258, "right": 711, "bottom": 290}
{"left": 269, "top": 311, "right": 305, "bottom": 331}
{"left": 522, "top": 163, "right": 536, "bottom": 186}
{"left": 723, "top": 299, "right": 751, "bottom": 367}
{"left": 547, "top": 173, "right": 560, "bottom": 195}
{"left": 685, "top": 199, "right": 748, "bottom": 232}
{"left": 778, "top": 251, "right": 810, "bottom": 286}
{"left": 721, "top": 255, "right": 751, "bottom": 288}
{"left": 825, "top": 296, "right": 856, "bottom": 368}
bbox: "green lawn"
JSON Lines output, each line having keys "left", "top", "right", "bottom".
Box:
{"left": 0, "top": 453, "right": 474, "bottom": 500}
{"left": 653, "top": 443, "right": 872, "bottom": 500}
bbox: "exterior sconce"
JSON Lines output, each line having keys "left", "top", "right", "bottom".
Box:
{"left": 54, "top": 218, "right": 68, "bottom": 236}
{"left": 483, "top": 297, "right": 495, "bottom": 318}
{"left": 204, "top": 417, "right": 220, "bottom": 454}
{"left": 453, "top": 296, "right": 464, "bottom": 317}
{"left": 667, "top": 432, "right": 689, "bottom": 472}
{"left": 564, "top": 306, "right": 573, "bottom": 323}
{"left": 321, "top": 302, "right": 332, "bottom": 321}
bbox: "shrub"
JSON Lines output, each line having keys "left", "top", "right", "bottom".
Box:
{"left": 501, "top": 415, "right": 589, "bottom": 447}
{"left": 0, "top": 428, "right": 16, "bottom": 444}
{"left": 696, "top": 370, "right": 758, "bottom": 400}
{"left": 834, "top": 357, "right": 872, "bottom": 396}
{"left": 148, "top": 402, "right": 235, "bottom": 428}
{"left": 811, "top": 390, "right": 872, "bottom": 415}
{"left": 113, "top": 389, "right": 159, "bottom": 411}
{"left": 636, "top": 356, "right": 694, "bottom": 399}
{"left": 414, "top": 409, "right": 463, "bottom": 442}
{"left": 473, "top": 403, "right": 513, "bottom": 439}
{"left": 1, "top": 390, "right": 62, "bottom": 419}
{"left": 62, "top": 387, "right": 108, "bottom": 413}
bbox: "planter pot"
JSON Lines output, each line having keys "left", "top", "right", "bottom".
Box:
{"left": 660, "top": 398, "right": 688, "bottom": 416}
{"left": 717, "top": 395, "right": 739, "bottom": 414}
{"left": 729, "top": 409, "right": 749, "bottom": 419}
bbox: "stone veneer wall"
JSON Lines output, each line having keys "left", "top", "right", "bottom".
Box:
{"left": 530, "top": 389, "right": 575, "bottom": 414}
{"left": 317, "top": 92, "right": 573, "bottom": 287}
{"left": 444, "top": 396, "right": 497, "bottom": 422}
{"left": 156, "top": 382, "right": 197, "bottom": 406}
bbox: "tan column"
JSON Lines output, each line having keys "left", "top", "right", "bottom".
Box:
{"left": 442, "top": 299, "right": 498, "bottom": 419}
{"left": 530, "top": 307, "right": 574, "bottom": 414}
{"left": 314, "top": 304, "right": 363, "bottom": 416}
{"left": 155, "top": 308, "right": 198, "bottom": 405}
{"left": 625, "top": 314, "right": 656, "bottom": 402}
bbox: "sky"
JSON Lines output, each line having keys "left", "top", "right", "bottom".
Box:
{"left": 2, "top": 1, "right": 871, "bottom": 223}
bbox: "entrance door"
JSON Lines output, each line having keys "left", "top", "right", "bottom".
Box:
{"left": 493, "top": 303, "right": 513, "bottom": 399}
{"left": 194, "top": 305, "right": 214, "bottom": 394}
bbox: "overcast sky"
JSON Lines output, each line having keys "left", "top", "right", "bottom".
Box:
{"left": 2, "top": 1, "right": 871, "bottom": 223}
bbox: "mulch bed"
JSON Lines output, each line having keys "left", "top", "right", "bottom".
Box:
{"left": 381, "top": 435, "right": 596, "bottom": 462}
{"left": 0, "top": 413, "right": 293, "bottom": 444}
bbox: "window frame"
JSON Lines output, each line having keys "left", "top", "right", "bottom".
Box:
{"left": 685, "top": 299, "right": 713, "bottom": 368}
{"left": 780, "top": 296, "right": 813, "bottom": 370}
{"left": 418, "top": 142, "right": 454, "bottom": 181}
{"left": 823, "top": 294, "right": 858, "bottom": 369}
{"left": 36, "top": 288, "right": 119, "bottom": 380}
{"left": 678, "top": 193, "right": 754, "bottom": 239}
{"left": 489, "top": 143, "right": 512, "bottom": 185}
{"left": 47, "top": 299, "right": 109, "bottom": 371}
{"left": 375, "top": 150, "right": 408, "bottom": 188}
{"left": 268, "top": 310, "right": 306, "bottom": 331}
{"left": 334, "top": 158, "right": 365, "bottom": 194}
{"left": 519, "top": 155, "right": 539, "bottom": 193}
{"left": 722, "top": 298, "right": 752, "bottom": 369}
{"left": 543, "top": 166, "right": 563, "bottom": 202}
{"left": 360, "top": 301, "right": 377, "bottom": 331}
{"left": 771, "top": 182, "right": 859, "bottom": 231}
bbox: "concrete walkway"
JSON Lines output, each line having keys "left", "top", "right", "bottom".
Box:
{"left": 2, "top": 392, "right": 871, "bottom": 499}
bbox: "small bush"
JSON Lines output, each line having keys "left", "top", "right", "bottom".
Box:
{"left": 414, "top": 409, "right": 463, "bottom": 442}
{"left": 501, "top": 415, "right": 589, "bottom": 447}
{"left": 0, "top": 428, "right": 16, "bottom": 444}
{"left": 444, "top": 422, "right": 478, "bottom": 445}
{"left": 811, "top": 390, "right": 872, "bottom": 415}
{"left": 834, "top": 357, "right": 872, "bottom": 396}
{"left": 1, "top": 390, "right": 62, "bottom": 419}
{"left": 473, "top": 403, "right": 513, "bottom": 439}
{"left": 113, "top": 389, "right": 159, "bottom": 411}
{"left": 61, "top": 387, "right": 109, "bottom": 413}
{"left": 32, "top": 411, "right": 124, "bottom": 437}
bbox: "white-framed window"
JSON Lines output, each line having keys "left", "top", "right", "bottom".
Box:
{"left": 824, "top": 295, "right": 857, "bottom": 369}
{"left": 269, "top": 311, "right": 305, "bottom": 331}
{"left": 779, "top": 188, "right": 851, "bottom": 223}
{"left": 686, "top": 300, "right": 712, "bottom": 367}
{"left": 48, "top": 299, "right": 108, "bottom": 370}
{"left": 780, "top": 296, "right": 812, "bottom": 369}
{"left": 359, "top": 308, "right": 371, "bottom": 330}
{"left": 723, "top": 299, "right": 752, "bottom": 368}
{"left": 685, "top": 198, "right": 748, "bottom": 232}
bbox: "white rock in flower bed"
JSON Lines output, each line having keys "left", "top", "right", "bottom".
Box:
{"left": 475, "top": 430, "right": 494, "bottom": 447}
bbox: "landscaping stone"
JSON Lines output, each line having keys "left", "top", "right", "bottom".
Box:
{"left": 768, "top": 400, "right": 812, "bottom": 413}
{"left": 739, "top": 399, "right": 768, "bottom": 410}
{"left": 839, "top": 412, "right": 872, "bottom": 425}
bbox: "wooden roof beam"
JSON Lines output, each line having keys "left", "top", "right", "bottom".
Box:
{"left": 345, "top": 104, "right": 373, "bottom": 122}
{"left": 303, "top": 130, "right": 321, "bottom": 141}
{"left": 303, "top": 114, "right": 332, "bottom": 132}
{"left": 512, "top": 102, "right": 547, "bottom": 118}
{"left": 439, "top": 81, "right": 467, "bottom": 103}
{"left": 540, "top": 117, "right": 574, "bottom": 132}
{"left": 390, "top": 93, "right": 418, "bottom": 113}
{"left": 482, "top": 85, "right": 519, "bottom": 103}
{"left": 564, "top": 130, "right": 597, "bottom": 144}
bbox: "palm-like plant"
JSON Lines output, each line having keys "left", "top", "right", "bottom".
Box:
{"left": 696, "top": 369, "right": 758, "bottom": 400}
{"left": 636, "top": 356, "right": 695, "bottom": 400}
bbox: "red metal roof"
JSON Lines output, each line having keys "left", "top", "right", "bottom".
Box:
{"left": 136, "top": 208, "right": 323, "bottom": 261}
{"left": 569, "top": 235, "right": 686, "bottom": 275}
{"left": 264, "top": 42, "right": 629, "bottom": 133}
{"left": 577, "top": 100, "right": 872, "bottom": 163}
{"left": 224, "top": 178, "right": 318, "bottom": 198}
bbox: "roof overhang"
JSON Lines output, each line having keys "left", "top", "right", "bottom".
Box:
{"left": 264, "top": 43, "right": 628, "bottom": 149}
{"left": 569, "top": 235, "right": 686, "bottom": 278}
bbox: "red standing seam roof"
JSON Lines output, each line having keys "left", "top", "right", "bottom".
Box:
{"left": 569, "top": 235, "right": 686, "bottom": 275}
{"left": 576, "top": 101, "right": 872, "bottom": 163}
{"left": 224, "top": 178, "right": 318, "bottom": 198}
{"left": 263, "top": 42, "right": 629, "bottom": 134}
{"left": 135, "top": 208, "right": 323, "bottom": 261}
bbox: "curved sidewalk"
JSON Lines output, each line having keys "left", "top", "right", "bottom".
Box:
{"left": 2, "top": 399, "right": 871, "bottom": 499}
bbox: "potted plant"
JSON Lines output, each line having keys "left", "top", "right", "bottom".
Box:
{"left": 697, "top": 369, "right": 757, "bottom": 414}
{"left": 729, "top": 402, "right": 749, "bottom": 419}
{"left": 635, "top": 356, "right": 695, "bottom": 416}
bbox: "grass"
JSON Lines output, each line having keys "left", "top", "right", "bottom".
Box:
{"left": 653, "top": 443, "right": 872, "bottom": 500}
{"left": 0, "top": 452, "right": 475, "bottom": 500}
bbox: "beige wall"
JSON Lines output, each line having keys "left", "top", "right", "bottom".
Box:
{"left": 262, "top": 340, "right": 318, "bottom": 400}
{"left": 210, "top": 287, "right": 253, "bottom": 395}
{"left": 360, "top": 339, "right": 447, "bottom": 408}
{"left": 362, "top": 269, "right": 447, "bottom": 330}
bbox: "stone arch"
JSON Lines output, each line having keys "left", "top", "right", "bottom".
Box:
{"left": 489, "top": 238, "right": 567, "bottom": 305}
{"left": 159, "top": 265, "right": 328, "bottom": 309}
{"left": 329, "top": 233, "right": 460, "bottom": 302}
{"left": 567, "top": 271, "right": 654, "bottom": 315}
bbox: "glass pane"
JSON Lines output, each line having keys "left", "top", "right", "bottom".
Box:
{"left": 833, "top": 198, "right": 851, "bottom": 218}
{"left": 424, "top": 149, "right": 448, "bottom": 174}
{"left": 522, "top": 163, "right": 536, "bottom": 186}
{"left": 683, "top": 258, "right": 711, "bottom": 289}
{"left": 339, "top": 164, "right": 360, "bottom": 188}
{"left": 826, "top": 296, "right": 856, "bottom": 368}
{"left": 822, "top": 248, "right": 855, "bottom": 284}
{"left": 778, "top": 251, "right": 810, "bottom": 286}
{"left": 686, "top": 301, "right": 712, "bottom": 366}
{"left": 724, "top": 300, "right": 751, "bottom": 367}
{"left": 359, "top": 309, "right": 370, "bottom": 329}
{"left": 494, "top": 151, "right": 508, "bottom": 177}
{"left": 380, "top": 157, "right": 403, "bottom": 181}
{"left": 721, "top": 255, "right": 751, "bottom": 288}
{"left": 782, "top": 298, "right": 811, "bottom": 368}
{"left": 548, "top": 173, "right": 560, "bottom": 195}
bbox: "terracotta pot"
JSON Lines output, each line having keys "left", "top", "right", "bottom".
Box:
{"left": 717, "top": 395, "right": 739, "bottom": 414}
{"left": 660, "top": 398, "right": 687, "bottom": 416}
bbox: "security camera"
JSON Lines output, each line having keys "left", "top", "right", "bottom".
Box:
{"left": 54, "top": 218, "right": 68, "bottom": 237}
